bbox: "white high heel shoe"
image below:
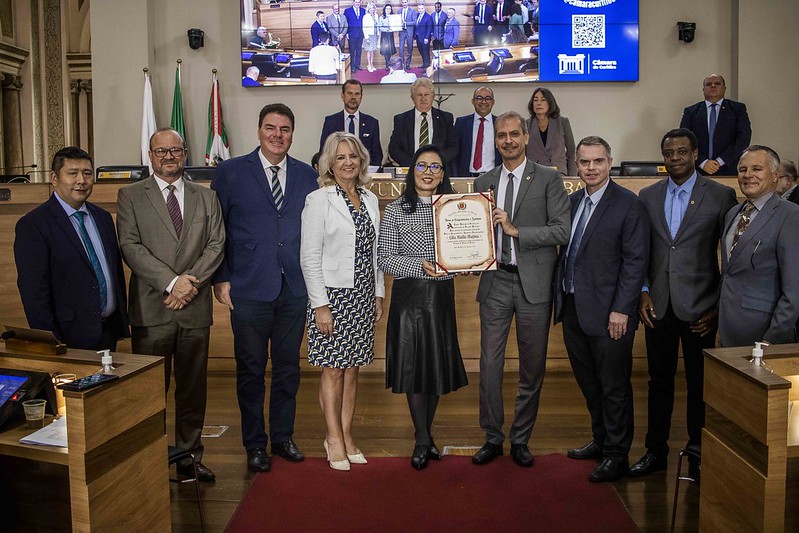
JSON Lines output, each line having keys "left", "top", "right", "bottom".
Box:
{"left": 347, "top": 450, "right": 368, "bottom": 464}
{"left": 323, "top": 440, "right": 351, "bottom": 471}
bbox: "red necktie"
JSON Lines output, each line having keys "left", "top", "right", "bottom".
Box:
{"left": 473, "top": 117, "right": 485, "bottom": 171}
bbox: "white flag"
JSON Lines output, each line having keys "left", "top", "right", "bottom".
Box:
{"left": 141, "top": 71, "right": 157, "bottom": 172}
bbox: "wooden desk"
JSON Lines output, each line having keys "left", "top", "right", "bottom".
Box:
{"left": 436, "top": 42, "right": 538, "bottom": 82}
{"left": 0, "top": 348, "right": 170, "bottom": 532}
{"left": 701, "top": 344, "right": 799, "bottom": 532}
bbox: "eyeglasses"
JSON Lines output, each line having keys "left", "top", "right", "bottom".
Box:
{"left": 152, "top": 147, "right": 187, "bottom": 158}
{"left": 415, "top": 162, "right": 443, "bottom": 174}
{"left": 474, "top": 96, "right": 494, "bottom": 103}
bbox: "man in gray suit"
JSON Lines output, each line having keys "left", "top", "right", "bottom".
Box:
{"left": 326, "top": 3, "right": 349, "bottom": 48}
{"left": 472, "top": 111, "right": 571, "bottom": 467}
{"left": 719, "top": 145, "right": 799, "bottom": 347}
{"left": 628, "top": 128, "right": 737, "bottom": 481}
{"left": 117, "top": 128, "right": 226, "bottom": 482}
{"left": 398, "top": 0, "right": 417, "bottom": 71}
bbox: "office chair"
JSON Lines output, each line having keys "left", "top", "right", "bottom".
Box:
{"left": 467, "top": 54, "right": 505, "bottom": 77}
{"left": 670, "top": 445, "right": 701, "bottom": 532}
{"left": 168, "top": 446, "right": 205, "bottom": 532}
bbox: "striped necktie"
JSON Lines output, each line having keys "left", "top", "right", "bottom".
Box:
{"left": 166, "top": 185, "right": 183, "bottom": 237}
{"left": 270, "top": 165, "right": 284, "bottom": 210}
{"left": 420, "top": 112, "right": 429, "bottom": 146}
{"left": 72, "top": 211, "right": 108, "bottom": 310}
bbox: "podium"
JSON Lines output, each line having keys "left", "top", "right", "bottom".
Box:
{"left": 701, "top": 344, "right": 799, "bottom": 532}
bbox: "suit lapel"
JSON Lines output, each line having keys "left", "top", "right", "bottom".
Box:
{"left": 578, "top": 179, "right": 613, "bottom": 252}
{"left": 697, "top": 103, "right": 709, "bottom": 139}
{"left": 247, "top": 148, "right": 274, "bottom": 206}
{"left": 144, "top": 176, "right": 180, "bottom": 241}
{"left": 651, "top": 179, "right": 672, "bottom": 241}
{"left": 327, "top": 187, "right": 351, "bottom": 220}
{"left": 48, "top": 195, "right": 93, "bottom": 269}
{"left": 673, "top": 177, "right": 708, "bottom": 241}
{"left": 179, "top": 182, "right": 198, "bottom": 249}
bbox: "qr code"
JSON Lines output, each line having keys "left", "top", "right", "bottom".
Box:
{"left": 572, "top": 14, "right": 605, "bottom": 48}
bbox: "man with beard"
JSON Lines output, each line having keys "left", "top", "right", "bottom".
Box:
{"left": 319, "top": 79, "right": 383, "bottom": 167}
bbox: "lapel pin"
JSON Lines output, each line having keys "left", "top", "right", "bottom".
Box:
{"left": 526, "top": 175, "right": 531, "bottom": 181}
{"left": 690, "top": 200, "right": 695, "bottom": 205}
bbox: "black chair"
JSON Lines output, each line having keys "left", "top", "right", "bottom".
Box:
{"left": 670, "top": 445, "right": 701, "bottom": 532}
{"left": 168, "top": 446, "right": 205, "bottom": 532}
{"left": 467, "top": 53, "right": 505, "bottom": 77}
{"left": 96, "top": 165, "right": 150, "bottom": 181}
{"left": 620, "top": 161, "right": 668, "bottom": 176}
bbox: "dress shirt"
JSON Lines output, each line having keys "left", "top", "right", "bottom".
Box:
{"left": 495, "top": 160, "right": 526, "bottom": 265}
{"left": 724, "top": 191, "right": 773, "bottom": 257}
{"left": 664, "top": 172, "right": 697, "bottom": 237}
{"left": 308, "top": 44, "right": 340, "bottom": 76}
{"left": 413, "top": 109, "right": 435, "bottom": 151}
{"left": 54, "top": 192, "right": 116, "bottom": 317}
{"left": 258, "top": 150, "right": 287, "bottom": 192}
{"left": 704, "top": 99, "right": 726, "bottom": 167}
{"left": 154, "top": 175, "right": 186, "bottom": 293}
{"left": 470, "top": 113, "right": 495, "bottom": 173}
{"left": 564, "top": 179, "right": 609, "bottom": 259}
{"left": 344, "top": 110, "right": 360, "bottom": 138}
{"left": 477, "top": 3, "right": 485, "bottom": 24}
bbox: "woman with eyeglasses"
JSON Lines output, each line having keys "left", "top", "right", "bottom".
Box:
{"left": 525, "top": 87, "right": 577, "bottom": 176}
{"left": 378, "top": 144, "right": 468, "bottom": 470}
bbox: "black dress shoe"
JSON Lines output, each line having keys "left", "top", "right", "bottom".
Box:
{"left": 177, "top": 461, "right": 216, "bottom": 482}
{"left": 510, "top": 444, "right": 534, "bottom": 467}
{"left": 411, "top": 444, "right": 430, "bottom": 470}
{"left": 247, "top": 448, "right": 271, "bottom": 472}
{"left": 567, "top": 441, "right": 603, "bottom": 460}
{"left": 590, "top": 457, "right": 629, "bottom": 482}
{"left": 429, "top": 439, "right": 442, "bottom": 461}
{"left": 271, "top": 439, "right": 305, "bottom": 462}
{"left": 628, "top": 452, "right": 668, "bottom": 477}
{"left": 472, "top": 442, "right": 503, "bottom": 465}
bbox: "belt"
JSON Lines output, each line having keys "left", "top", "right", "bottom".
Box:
{"left": 497, "top": 263, "right": 518, "bottom": 274}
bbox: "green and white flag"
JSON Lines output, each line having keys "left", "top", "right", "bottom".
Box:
{"left": 205, "top": 71, "right": 231, "bottom": 166}
{"left": 171, "top": 61, "right": 187, "bottom": 163}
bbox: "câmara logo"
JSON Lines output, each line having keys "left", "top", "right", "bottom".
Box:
{"left": 563, "top": 0, "right": 617, "bottom": 8}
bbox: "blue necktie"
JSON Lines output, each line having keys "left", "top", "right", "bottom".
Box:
{"left": 72, "top": 211, "right": 108, "bottom": 310}
{"left": 669, "top": 188, "right": 685, "bottom": 239}
{"left": 348, "top": 114, "right": 355, "bottom": 134}
{"left": 708, "top": 103, "right": 717, "bottom": 159}
{"left": 565, "top": 196, "right": 593, "bottom": 293}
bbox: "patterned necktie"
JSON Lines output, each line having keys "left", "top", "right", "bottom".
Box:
{"left": 166, "top": 185, "right": 183, "bottom": 237}
{"left": 72, "top": 211, "right": 108, "bottom": 310}
{"left": 270, "top": 165, "right": 284, "bottom": 210}
{"left": 473, "top": 117, "right": 485, "bottom": 171}
{"left": 501, "top": 173, "right": 515, "bottom": 264}
{"left": 348, "top": 114, "right": 356, "bottom": 134}
{"left": 708, "top": 103, "right": 718, "bottom": 160}
{"left": 565, "top": 196, "right": 593, "bottom": 293}
{"left": 417, "top": 14, "right": 422, "bottom": 25}
{"left": 420, "top": 112, "right": 429, "bottom": 146}
{"left": 730, "top": 201, "right": 755, "bottom": 253}
{"left": 668, "top": 188, "right": 685, "bottom": 239}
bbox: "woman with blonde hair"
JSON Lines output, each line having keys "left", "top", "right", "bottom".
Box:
{"left": 301, "top": 132, "right": 384, "bottom": 471}
{"left": 363, "top": 2, "right": 380, "bottom": 72}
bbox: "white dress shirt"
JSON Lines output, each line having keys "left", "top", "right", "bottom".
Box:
{"left": 343, "top": 110, "right": 360, "bottom": 138}
{"left": 495, "top": 159, "right": 526, "bottom": 265}
{"left": 258, "top": 150, "right": 287, "bottom": 192}
{"left": 413, "top": 108, "right": 435, "bottom": 151}
{"left": 562, "top": 179, "right": 609, "bottom": 293}
{"left": 470, "top": 113, "right": 495, "bottom": 173}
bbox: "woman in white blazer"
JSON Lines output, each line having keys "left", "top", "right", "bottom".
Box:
{"left": 300, "top": 131, "right": 384, "bottom": 471}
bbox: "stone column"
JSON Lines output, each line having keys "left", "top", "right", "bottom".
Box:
{"left": 70, "top": 80, "right": 81, "bottom": 148}
{"left": 1, "top": 73, "right": 23, "bottom": 172}
{"left": 79, "top": 80, "right": 93, "bottom": 158}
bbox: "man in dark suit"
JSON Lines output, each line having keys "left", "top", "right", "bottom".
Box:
{"left": 212, "top": 104, "right": 318, "bottom": 473}
{"left": 431, "top": 2, "right": 447, "bottom": 50}
{"left": 397, "top": 0, "right": 416, "bottom": 73}
{"left": 326, "top": 4, "right": 348, "bottom": 49}
{"left": 718, "top": 145, "right": 799, "bottom": 347}
{"left": 311, "top": 11, "right": 330, "bottom": 46}
{"left": 320, "top": 79, "right": 383, "bottom": 167}
{"left": 14, "top": 147, "right": 129, "bottom": 351}
{"left": 472, "top": 0, "right": 493, "bottom": 46}
{"left": 388, "top": 78, "right": 458, "bottom": 169}
{"left": 679, "top": 74, "right": 751, "bottom": 176}
{"left": 472, "top": 111, "right": 571, "bottom": 468}
{"left": 117, "top": 128, "right": 226, "bottom": 483}
{"left": 454, "top": 86, "right": 501, "bottom": 177}
{"left": 628, "top": 128, "right": 737, "bottom": 482}
{"left": 493, "top": 0, "right": 511, "bottom": 39}
{"left": 414, "top": 4, "right": 433, "bottom": 69}
{"left": 777, "top": 160, "right": 799, "bottom": 204}
{"left": 344, "top": 0, "right": 366, "bottom": 71}
{"left": 554, "top": 136, "right": 649, "bottom": 482}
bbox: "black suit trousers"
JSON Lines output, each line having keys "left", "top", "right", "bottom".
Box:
{"left": 643, "top": 302, "right": 714, "bottom": 455}
{"left": 563, "top": 294, "right": 634, "bottom": 457}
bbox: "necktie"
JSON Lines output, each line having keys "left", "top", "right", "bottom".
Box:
{"left": 166, "top": 185, "right": 183, "bottom": 237}
{"left": 336, "top": 14, "right": 340, "bottom": 25}
{"left": 420, "top": 112, "right": 429, "bottom": 146}
{"left": 348, "top": 114, "right": 356, "bottom": 134}
{"left": 498, "top": 3, "right": 502, "bottom": 20}
{"left": 417, "top": 14, "right": 422, "bottom": 25}
{"left": 565, "top": 196, "right": 593, "bottom": 293}
{"left": 356, "top": 8, "right": 360, "bottom": 19}
{"left": 730, "top": 201, "right": 755, "bottom": 253}
{"left": 72, "top": 211, "right": 108, "bottom": 310}
{"left": 668, "top": 188, "right": 685, "bottom": 239}
{"left": 322, "top": 22, "right": 327, "bottom": 32}
{"left": 501, "top": 173, "right": 515, "bottom": 264}
{"left": 708, "top": 103, "right": 718, "bottom": 160}
{"left": 403, "top": 9, "right": 407, "bottom": 29}
{"left": 480, "top": 5, "right": 484, "bottom": 24}
{"left": 473, "top": 117, "right": 485, "bottom": 171}
{"left": 270, "top": 165, "right": 284, "bottom": 211}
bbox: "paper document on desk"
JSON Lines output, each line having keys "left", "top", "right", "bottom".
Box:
{"left": 19, "top": 416, "right": 68, "bottom": 447}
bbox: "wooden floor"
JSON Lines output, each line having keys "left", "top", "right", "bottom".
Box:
{"left": 170, "top": 369, "right": 699, "bottom": 532}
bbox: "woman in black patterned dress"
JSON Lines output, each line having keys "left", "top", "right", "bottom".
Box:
{"left": 301, "top": 132, "right": 384, "bottom": 471}
{"left": 378, "top": 144, "right": 468, "bottom": 470}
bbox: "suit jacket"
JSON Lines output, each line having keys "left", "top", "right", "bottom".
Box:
{"left": 388, "top": 108, "right": 458, "bottom": 169}
{"left": 785, "top": 186, "right": 799, "bottom": 205}
{"left": 474, "top": 159, "right": 571, "bottom": 305}
{"left": 431, "top": 11, "right": 447, "bottom": 40}
{"left": 300, "top": 186, "right": 385, "bottom": 309}
{"left": 639, "top": 175, "right": 737, "bottom": 322}
{"left": 453, "top": 113, "right": 501, "bottom": 176}
{"left": 719, "top": 194, "right": 799, "bottom": 346}
{"left": 211, "top": 148, "right": 319, "bottom": 302}
{"left": 525, "top": 116, "right": 577, "bottom": 176}
{"left": 443, "top": 17, "right": 460, "bottom": 48}
{"left": 14, "top": 195, "right": 129, "bottom": 349}
{"left": 116, "top": 176, "right": 225, "bottom": 328}
{"left": 679, "top": 99, "right": 752, "bottom": 176}
{"left": 311, "top": 21, "right": 329, "bottom": 46}
{"left": 494, "top": 0, "right": 511, "bottom": 27}
{"left": 414, "top": 12, "right": 433, "bottom": 42}
{"left": 344, "top": 7, "right": 366, "bottom": 38}
{"left": 399, "top": 7, "right": 417, "bottom": 38}
{"left": 326, "top": 13, "right": 348, "bottom": 45}
{"left": 473, "top": 3, "right": 493, "bottom": 33}
{"left": 553, "top": 180, "right": 650, "bottom": 337}
{"left": 319, "top": 111, "right": 383, "bottom": 167}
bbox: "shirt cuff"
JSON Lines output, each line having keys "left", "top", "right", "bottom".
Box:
{"left": 165, "top": 276, "right": 179, "bottom": 295}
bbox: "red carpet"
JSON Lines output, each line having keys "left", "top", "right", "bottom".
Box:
{"left": 225, "top": 454, "right": 638, "bottom": 532}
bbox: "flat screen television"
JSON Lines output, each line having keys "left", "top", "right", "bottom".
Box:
{"left": 240, "top": 0, "right": 639, "bottom": 86}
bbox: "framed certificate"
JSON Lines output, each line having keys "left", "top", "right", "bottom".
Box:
{"left": 432, "top": 192, "right": 497, "bottom": 273}
{"left": 388, "top": 14, "right": 403, "bottom": 32}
